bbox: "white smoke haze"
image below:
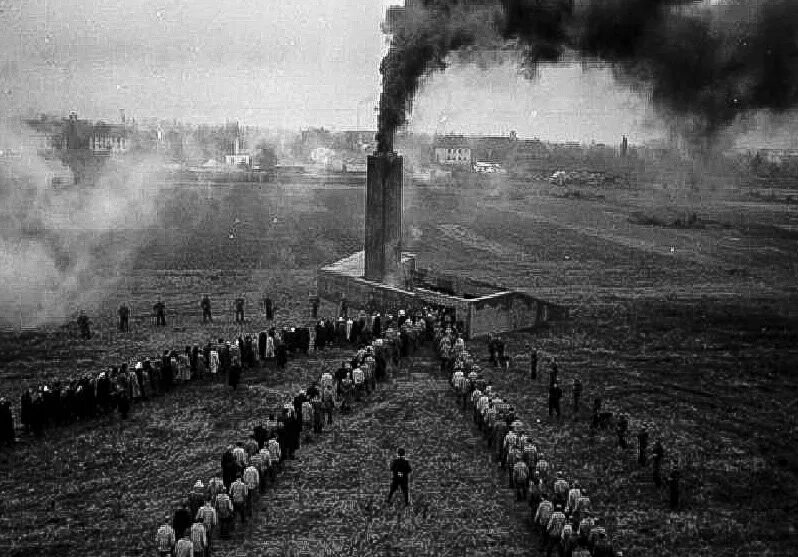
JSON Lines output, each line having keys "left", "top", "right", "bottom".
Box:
{"left": 0, "top": 122, "right": 169, "bottom": 329}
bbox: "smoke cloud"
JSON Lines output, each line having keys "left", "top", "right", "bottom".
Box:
{"left": 377, "top": 0, "right": 798, "bottom": 149}
{"left": 0, "top": 123, "right": 168, "bottom": 329}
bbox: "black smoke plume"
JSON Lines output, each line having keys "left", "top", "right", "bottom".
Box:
{"left": 376, "top": 0, "right": 798, "bottom": 150}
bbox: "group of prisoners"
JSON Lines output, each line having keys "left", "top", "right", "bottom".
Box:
{"left": 439, "top": 330, "right": 623, "bottom": 557}
{"left": 154, "top": 307, "right": 441, "bottom": 556}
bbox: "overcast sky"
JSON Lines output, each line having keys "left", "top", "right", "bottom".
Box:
{"left": 0, "top": 0, "right": 790, "bottom": 145}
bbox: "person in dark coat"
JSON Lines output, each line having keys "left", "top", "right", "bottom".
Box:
{"left": 200, "top": 295, "right": 212, "bottom": 323}
{"left": 222, "top": 446, "right": 237, "bottom": 488}
{"left": 220, "top": 342, "right": 231, "bottom": 382}
{"left": 258, "top": 331, "right": 268, "bottom": 360}
{"left": 20, "top": 389, "right": 33, "bottom": 433}
{"left": 161, "top": 351, "right": 173, "bottom": 392}
{"left": 264, "top": 297, "right": 274, "bottom": 320}
{"left": 293, "top": 390, "right": 307, "bottom": 429}
{"left": 548, "top": 382, "right": 563, "bottom": 418}
{"left": 572, "top": 376, "right": 582, "bottom": 415}
{"left": 117, "top": 390, "right": 130, "bottom": 420}
{"left": 172, "top": 503, "right": 192, "bottom": 540}
{"left": 153, "top": 299, "right": 166, "bottom": 327}
{"left": 229, "top": 364, "right": 242, "bottom": 390}
{"left": 77, "top": 311, "right": 91, "bottom": 339}
{"left": 0, "top": 397, "right": 15, "bottom": 446}
{"left": 638, "top": 425, "right": 649, "bottom": 467}
{"left": 668, "top": 464, "right": 680, "bottom": 510}
{"left": 387, "top": 448, "right": 412, "bottom": 505}
{"left": 652, "top": 440, "right": 665, "bottom": 487}
{"left": 275, "top": 342, "right": 288, "bottom": 369}
{"left": 235, "top": 296, "right": 245, "bottom": 323}
{"left": 118, "top": 303, "right": 130, "bottom": 332}
{"left": 617, "top": 414, "right": 629, "bottom": 449}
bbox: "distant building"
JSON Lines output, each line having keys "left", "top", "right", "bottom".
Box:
{"left": 433, "top": 135, "right": 472, "bottom": 166}
{"left": 224, "top": 135, "right": 252, "bottom": 167}
{"left": 89, "top": 121, "right": 127, "bottom": 155}
{"left": 758, "top": 148, "right": 798, "bottom": 165}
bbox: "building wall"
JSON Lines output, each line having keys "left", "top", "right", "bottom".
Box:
{"left": 434, "top": 147, "right": 472, "bottom": 165}
{"left": 467, "top": 292, "right": 568, "bottom": 338}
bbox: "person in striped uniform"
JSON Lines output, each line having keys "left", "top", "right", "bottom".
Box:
{"left": 190, "top": 518, "right": 208, "bottom": 557}
{"left": 214, "top": 489, "right": 234, "bottom": 538}
{"left": 577, "top": 511, "right": 595, "bottom": 546}
{"left": 491, "top": 418, "right": 508, "bottom": 456}
{"left": 566, "top": 480, "right": 581, "bottom": 516}
{"left": 546, "top": 505, "right": 567, "bottom": 557}
{"left": 229, "top": 476, "right": 249, "bottom": 524}
{"left": 155, "top": 515, "right": 176, "bottom": 557}
{"left": 232, "top": 442, "right": 247, "bottom": 474}
{"left": 188, "top": 480, "right": 206, "bottom": 521}
{"left": 522, "top": 438, "right": 537, "bottom": 468}
{"left": 503, "top": 428, "right": 518, "bottom": 469}
{"left": 561, "top": 522, "right": 578, "bottom": 557}
{"left": 249, "top": 450, "right": 265, "bottom": 493}
{"left": 513, "top": 457, "right": 530, "bottom": 500}
{"left": 470, "top": 387, "right": 483, "bottom": 423}
{"left": 553, "top": 472, "right": 570, "bottom": 508}
{"left": 243, "top": 464, "right": 260, "bottom": 518}
{"left": 195, "top": 499, "right": 217, "bottom": 553}
{"left": 536, "top": 454, "right": 550, "bottom": 483}
{"left": 588, "top": 520, "right": 607, "bottom": 552}
{"left": 268, "top": 436, "right": 281, "bottom": 472}
{"left": 573, "top": 489, "right": 591, "bottom": 526}
{"left": 534, "top": 495, "right": 554, "bottom": 550}
{"left": 207, "top": 476, "right": 225, "bottom": 503}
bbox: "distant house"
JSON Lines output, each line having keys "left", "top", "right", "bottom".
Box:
{"left": 224, "top": 154, "right": 251, "bottom": 167}
{"left": 433, "top": 135, "right": 472, "bottom": 166}
{"left": 759, "top": 149, "right": 798, "bottom": 165}
{"left": 224, "top": 135, "right": 251, "bottom": 167}
{"left": 90, "top": 121, "right": 127, "bottom": 155}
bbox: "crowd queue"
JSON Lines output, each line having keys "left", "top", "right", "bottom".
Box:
{"left": 0, "top": 292, "right": 448, "bottom": 448}
{"left": 154, "top": 305, "right": 446, "bottom": 556}
{"left": 439, "top": 327, "right": 681, "bottom": 557}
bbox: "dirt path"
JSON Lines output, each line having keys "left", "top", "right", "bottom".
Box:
{"left": 215, "top": 355, "right": 534, "bottom": 556}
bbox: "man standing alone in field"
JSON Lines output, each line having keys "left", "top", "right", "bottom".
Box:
{"left": 118, "top": 303, "right": 130, "bottom": 332}
{"left": 386, "top": 448, "right": 412, "bottom": 505}
{"left": 0, "top": 398, "right": 14, "bottom": 446}
{"left": 153, "top": 298, "right": 166, "bottom": 327}
{"left": 77, "top": 311, "right": 91, "bottom": 339}
{"left": 548, "top": 382, "right": 563, "bottom": 419}
{"left": 235, "top": 295, "right": 246, "bottom": 323}
{"left": 527, "top": 343, "right": 537, "bottom": 381}
{"left": 572, "top": 376, "right": 583, "bottom": 416}
{"left": 201, "top": 295, "right": 212, "bottom": 323}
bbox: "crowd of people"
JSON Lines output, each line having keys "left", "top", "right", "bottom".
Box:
{"left": 443, "top": 333, "right": 621, "bottom": 556}
{"left": 153, "top": 304, "right": 444, "bottom": 556}
{"left": 441, "top": 327, "right": 685, "bottom": 556}
{"left": 4, "top": 305, "right": 425, "bottom": 444}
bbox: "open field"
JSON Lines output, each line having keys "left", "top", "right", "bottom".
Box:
{"left": 1, "top": 169, "right": 797, "bottom": 555}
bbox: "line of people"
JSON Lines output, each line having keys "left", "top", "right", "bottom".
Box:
{"left": 153, "top": 318, "right": 420, "bottom": 556}
{"left": 523, "top": 343, "right": 681, "bottom": 512}
{"left": 483, "top": 337, "right": 681, "bottom": 512}
{"left": 2, "top": 322, "right": 334, "bottom": 446}
{"left": 75, "top": 294, "right": 281, "bottom": 340}
{"left": 441, "top": 332, "right": 622, "bottom": 557}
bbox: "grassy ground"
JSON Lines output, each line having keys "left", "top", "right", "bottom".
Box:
{"left": 1, "top": 171, "right": 797, "bottom": 554}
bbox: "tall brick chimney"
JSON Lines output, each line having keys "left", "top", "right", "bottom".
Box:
{"left": 364, "top": 152, "right": 403, "bottom": 284}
